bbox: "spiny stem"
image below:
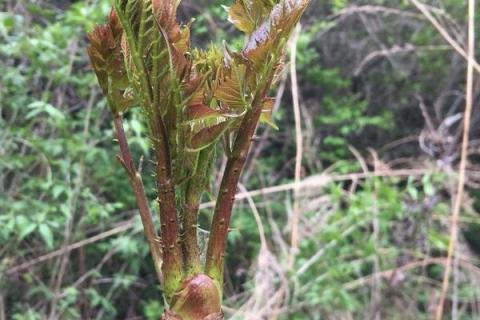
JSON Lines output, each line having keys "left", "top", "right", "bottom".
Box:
{"left": 113, "top": 114, "right": 163, "bottom": 284}
{"left": 205, "top": 78, "right": 273, "bottom": 285}
{"left": 151, "top": 109, "right": 184, "bottom": 300}
{"left": 182, "top": 147, "right": 214, "bottom": 276}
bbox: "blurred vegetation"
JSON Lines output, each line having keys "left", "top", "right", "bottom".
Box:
{"left": 1, "top": 0, "right": 479, "bottom": 319}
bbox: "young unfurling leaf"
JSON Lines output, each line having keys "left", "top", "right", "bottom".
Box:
{"left": 227, "top": 0, "right": 276, "bottom": 33}
{"left": 227, "top": 0, "right": 255, "bottom": 33}
{"left": 185, "top": 104, "right": 229, "bottom": 151}
{"left": 259, "top": 97, "right": 279, "bottom": 129}
{"left": 152, "top": 0, "right": 180, "bottom": 39}
{"left": 152, "top": 0, "right": 192, "bottom": 80}
{"left": 188, "top": 122, "right": 229, "bottom": 151}
{"left": 186, "top": 104, "right": 223, "bottom": 123}
{"left": 87, "top": 10, "right": 135, "bottom": 114}
{"left": 243, "top": 0, "right": 309, "bottom": 68}
{"left": 214, "top": 63, "right": 249, "bottom": 112}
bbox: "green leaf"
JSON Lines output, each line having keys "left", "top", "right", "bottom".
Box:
{"left": 226, "top": 1, "right": 255, "bottom": 33}
{"left": 214, "top": 63, "right": 248, "bottom": 111}
{"left": 422, "top": 175, "right": 435, "bottom": 196}
{"left": 17, "top": 218, "right": 37, "bottom": 240}
{"left": 185, "top": 104, "right": 223, "bottom": 123}
{"left": 39, "top": 224, "right": 54, "bottom": 249}
{"left": 26, "top": 101, "right": 65, "bottom": 121}
{"left": 52, "top": 185, "right": 64, "bottom": 199}
{"left": 188, "top": 122, "right": 229, "bottom": 151}
{"left": 428, "top": 230, "right": 449, "bottom": 251}
{"left": 144, "top": 300, "right": 164, "bottom": 320}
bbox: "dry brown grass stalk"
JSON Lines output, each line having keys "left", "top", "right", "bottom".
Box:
{"left": 288, "top": 24, "right": 304, "bottom": 270}
{"left": 435, "top": 0, "right": 476, "bottom": 318}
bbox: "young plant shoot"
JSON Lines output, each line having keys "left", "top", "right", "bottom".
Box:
{"left": 87, "top": 0, "right": 309, "bottom": 318}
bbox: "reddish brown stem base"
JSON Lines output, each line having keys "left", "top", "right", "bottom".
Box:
{"left": 162, "top": 274, "right": 223, "bottom": 320}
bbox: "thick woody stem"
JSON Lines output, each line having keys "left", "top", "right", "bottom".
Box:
{"left": 205, "top": 80, "right": 272, "bottom": 284}
{"left": 150, "top": 111, "right": 184, "bottom": 300}
{"left": 113, "top": 115, "right": 163, "bottom": 283}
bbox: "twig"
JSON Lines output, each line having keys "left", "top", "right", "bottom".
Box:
{"left": 435, "top": 0, "right": 476, "bottom": 318}
{"left": 331, "top": 4, "right": 423, "bottom": 20}
{"left": 344, "top": 257, "right": 447, "bottom": 290}
{"left": 57, "top": 246, "right": 118, "bottom": 299}
{"left": 0, "top": 294, "right": 5, "bottom": 320}
{"left": 238, "top": 184, "right": 268, "bottom": 251}
{"left": 354, "top": 44, "right": 450, "bottom": 76}
{"left": 410, "top": 0, "right": 480, "bottom": 74}
{"left": 288, "top": 24, "right": 303, "bottom": 269}
{"left": 6, "top": 221, "right": 134, "bottom": 275}
{"left": 201, "top": 168, "right": 431, "bottom": 209}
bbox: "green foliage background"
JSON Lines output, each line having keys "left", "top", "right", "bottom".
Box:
{"left": 1, "top": 0, "right": 479, "bottom": 319}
